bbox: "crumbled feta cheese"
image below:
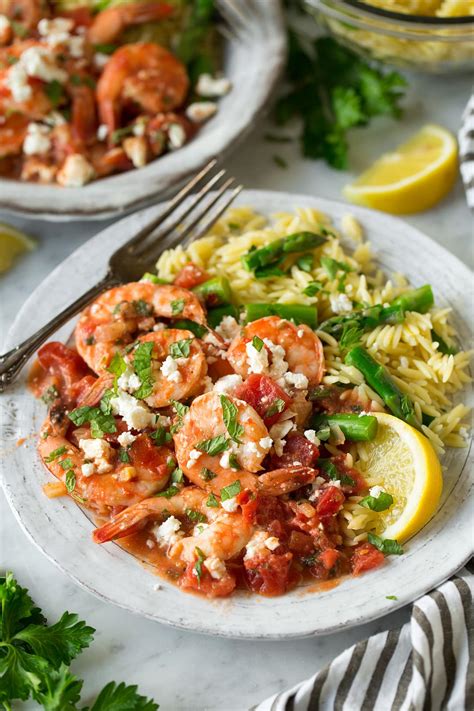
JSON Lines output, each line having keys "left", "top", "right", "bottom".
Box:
{"left": 81, "top": 462, "right": 95, "bottom": 477}
{"left": 117, "top": 431, "right": 137, "bottom": 448}
{"left": 246, "top": 341, "right": 269, "bottom": 374}
{"left": 186, "top": 449, "right": 202, "bottom": 469}
{"left": 215, "top": 315, "right": 240, "bottom": 341}
{"left": 79, "top": 438, "right": 113, "bottom": 474}
{"left": 308, "top": 476, "right": 326, "bottom": 501}
{"left": 153, "top": 516, "right": 183, "bottom": 547}
{"left": 110, "top": 390, "right": 155, "bottom": 430}
{"left": 297, "top": 329, "right": 305, "bottom": 338}
{"left": 153, "top": 322, "right": 166, "bottom": 331}
{"left": 168, "top": 123, "right": 186, "bottom": 149}
{"left": 221, "top": 496, "right": 239, "bottom": 512}
{"left": 44, "top": 111, "right": 66, "bottom": 127}
{"left": 6, "top": 63, "right": 31, "bottom": 102}
{"left": 93, "top": 52, "right": 109, "bottom": 69}
{"left": 133, "top": 119, "right": 147, "bottom": 136}
{"left": 263, "top": 339, "right": 289, "bottom": 379}
{"left": 264, "top": 536, "right": 280, "bottom": 551}
{"left": 186, "top": 101, "right": 218, "bottom": 123}
{"left": 269, "top": 418, "right": 295, "bottom": 442}
{"left": 23, "top": 123, "right": 51, "bottom": 156}
{"left": 196, "top": 73, "right": 231, "bottom": 97}
{"left": 97, "top": 124, "right": 108, "bottom": 141}
{"left": 21, "top": 46, "right": 67, "bottom": 83}
{"left": 204, "top": 556, "right": 227, "bottom": 580}
{"left": 369, "top": 485, "right": 386, "bottom": 498}
{"left": 161, "top": 355, "right": 182, "bottom": 383}
{"left": 273, "top": 439, "right": 286, "bottom": 457}
{"left": 0, "top": 14, "right": 11, "bottom": 35}
{"left": 56, "top": 154, "right": 94, "bottom": 187}
{"left": 219, "top": 449, "right": 232, "bottom": 468}
{"left": 123, "top": 135, "right": 148, "bottom": 168}
{"left": 304, "top": 429, "right": 319, "bottom": 445}
{"left": 244, "top": 531, "right": 268, "bottom": 560}
{"left": 213, "top": 374, "right": 243, "bottom": 395}
{"left": 117, "top": 366, "right": 141, "bottom": 393}
{"left": 203, "top": 375, "right": 214, "bottom": 392}
{"left": 329, "top": 423, "right": 345, "bottom": 445}
{"left": 38, "top": 17, "right": 73, "bottom": 41}
{"left": 146, "top": 539, "right": 155, "bottom": 549}
{"left": 68, "top": 35, "right": 85, "bottom": 58}
{"left": 330, "top": 293, "right": 353, "bottom": 314}
{"left": 156, "top": 415, "right": 171, "bottom": 427}
{"left": 281, "top": 371, "right": 309, "bottom": 390}
{"left": 193, "top": 523, "right": 209, "bottom": 536}
{"left": 259, "top": 436, "right": 273, "bottom": 451}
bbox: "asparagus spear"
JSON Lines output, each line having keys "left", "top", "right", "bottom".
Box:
{"left": 311, "top": 412, "right": 378, "bottom": 440}
{"left": 345, "top": 346, "right": 419, "bottom": 428}
{"left": 193, "top": 276, "right": 233, "bottom": 306}
{"left": 241, "top": 232, "right": 327, "bottom": 273}
{"left": 243, "top": 303, "right": 318, "bottom": 329}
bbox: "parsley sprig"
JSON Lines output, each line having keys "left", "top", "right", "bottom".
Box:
{"left": 0, "top": 573, "right": 158, "bottom": 710}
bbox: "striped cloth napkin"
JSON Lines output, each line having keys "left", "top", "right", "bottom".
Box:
{"left": 254, "top": 562, "right": 473, "bottom": 711}
{"left": 459, "top": 94, "right": 474, "bottom": 209}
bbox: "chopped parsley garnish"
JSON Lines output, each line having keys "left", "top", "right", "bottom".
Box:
{"left": 265, "top": 398, "right": 285, "bottom": 419}
{"left": 150, "top": 427, "right": 172, "bottom": 446}
{"left": 220, "top": 480, "right": 241, "bottom": 501}
{"left": 196, "top": 434, "right": 229, "bottom": 456}
{"left": 170, "top": 400, "right": 189, "bottom": 433}
{"left": 170, "top": 299, "right": 185, "bottom": 315}
{"left": 156, "top": 485, "right": 181, "bottom": 499}
{"left": 133, "top": 341, "right": 155, "bottom": 399}
{"left": 59, "top": 458, "right": 73, "bottom": 471}
{"left": 220, "top": 395, "right": 244, "bottom": 443}
{"left": 321, "top": 256, "right": 352, "bottom": 280}
{"left": 93, "top": 42, "right": 118, "bottom": 54}
{"left": 70, "top": 74, "right": 95, "bottom": 88}
{"left": 85, "top": 335, "right": 95, "bottom": 345}
{"left": 45, "top": 446, "right": 67, "bottom": 463}
{"left": 200, "top": 467, "right": 217, "bottom": 481}
{"left": 107, "top": 352, "right": 127, "bottom": 378}
{"left": 296, "top": 253, "right": 313, "bottom": 272}
{"left": 44, "top": 79, "right": 64, "bottom": 107}
{"left": 317, "top": 458, "right": 355, "bottom": 487}
{"left": 68, "top": 405, "right": 116, "bottom": 439}
{"left": 194, "top": 547, "right": 206, "bottom": 583}
{"left": 186, "top": 508, "right": 207, "bottom": 523}
{"left": 303, "top": 281, "right": 324, "bottom": 297}
{"left": 251, "top": 335, "right": 264, "bottom": 352}
{"left": 65, "top": 470, "right": 76, "bottom": 493}
{"left": 171, "top": 468, "right": 184, "bottom": 484}
{"left": 169, "top": 338, "right": 193, "bottom": 359}
{"left": 229, "top": 454, "right": 240, "bottom": 470}
{"left": 386, "top": 595, "right": 398, "bottom": 600}
{"left": 368, "top": 533, "right": 403, "bottom": 556}
{"left": 41, "top": 385, "right": 59, "bottom": 404}
{"left": 273, "top": 154, "right": 287, "bottom": 169}
{"left": 360, "top": 491, "right": 393, "bottom": 512}
{"left": 110, "top": 125, "right": 134, "bottom": 145}
{"left": 132, "top": 299, "right": 153, "bottom": 316}
{"left": 118, "top": 448, "right": 130, "bottom": 463}
{"left": 206, "top": 493, "right": 219, "bottom": 508}
{"left": 301, "top": 554, "right": 316, "bottom": 567}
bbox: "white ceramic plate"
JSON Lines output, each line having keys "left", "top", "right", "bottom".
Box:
{"left": 1, "top": 190, "right": 472, "bottom": 639}
{"left": 0, "top": 1, "right": 285, "bottom": 221}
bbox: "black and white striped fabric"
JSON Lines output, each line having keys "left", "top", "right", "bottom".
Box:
{"left": 254, "top": 564, "right": 473, "bottom": 711}
{"left": 459, "top": 94, "right": 474, "bottom": 210}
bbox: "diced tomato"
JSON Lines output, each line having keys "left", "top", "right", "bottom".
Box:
{"left": 255, "top": 495, "right": 288, "bottom": 529}
{"left": 269, "top": 432, "right": 319, "bottom": 469}
{"left": 315, "top": 486, "right": 345, "bottom": 519}
{"left": 308, "top": 549, "right": 350, "bottom": 580}
{"left": 37, "top": 342, "right": 89, "bottom": 404}
{"left": 130, "top": 436, "right": 173, "bottom": 480}
{"left": 319, "top": 548, "right": 339, "bottom": 570}
{"left": 234, "top": 374, "right": 292, "bottom": 427}
{"left": 288, "top": 530, "right": 314, "bottom": 554}
{"left": 351, "top": 542, "right": 385, "bottom": 576}
{"left": 70, "top": 375, "right": 97, "bottom": 406}
{"left": 173, "top": 263, "right": 209, "bottom": 289}
{"left": 237, "top": 490, "right": 258, "bottom": 525}
{"left": 180, "top": 562, "right": 236, "bottom": 598}
{"left": 244, "top": 552, "right": 293, "bottom": 596}
{"left": 59, "top": 7, "right": 93, "bottom": 26}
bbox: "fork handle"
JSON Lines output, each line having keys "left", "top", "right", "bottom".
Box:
{"left": 0, "top": 272, "right": 118, "bottom": 392}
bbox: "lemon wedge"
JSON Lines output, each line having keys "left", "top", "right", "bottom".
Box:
{"left": 357, "top": 412, "right": 443, "bottom": 542}
{"left": 343, "top": 124, "right": 458, "bottom": 214}
{"left": 0, "top": 223, "right": 36, "bottom": 274}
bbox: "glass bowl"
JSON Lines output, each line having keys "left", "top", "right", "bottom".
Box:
{"left": 303, "top": 0, "right": 474, "bottom": 74}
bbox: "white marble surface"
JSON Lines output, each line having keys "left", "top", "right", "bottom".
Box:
{"left": 1, "top": 71, "right": 472, "bottom": 711}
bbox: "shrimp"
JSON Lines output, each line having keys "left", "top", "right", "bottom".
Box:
{"left": 138, "top": 329, "right": 207, "bottom": 407}
{"left": 0, "top": 113, "right": 28, "bottom": 158}
{"left": 75, "top": 282, "right": 206, "bottom": 373}
{"left": 227, "top": 316, "right": 325, "bottom": 387}
{"left": 87, "top": 1, "right": 174, "bottom": 45}
{"left": 96, "top": 42, "right": 189, "bottom": 134}
{"left": 173, "top": 391, "right": 316, "bottom": 496}
{"left": 1, "top": 0, "right": 45, "bottom": 31}
{"left": 39, "top": 415, "right": 173, "bottom": 516}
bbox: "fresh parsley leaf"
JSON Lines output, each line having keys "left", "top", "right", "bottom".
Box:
{"left": 45, "top": 446, "right": 67, "bottom": 463}
{"left": 150, "top": 427, "right": 172, "bottom": 446}
{"left": 59, "top": 458, "right": 73, "bottom": 471}
{"left": 64, "top": 471, "right": 76, "bottom": 493}
{"left": 185, "top": 508, "right": 207, "bottom": 523}
{"left": 118, "top": 448, "right": 130, "bottom": 463}
{"left": 171, "top": 468, "right": 184, "bottom": 484}
{"left": 131, "top": 299, "right": 152, "bottom": 317}
{"left": 296, "top": 253, "right": 313, "bottom": 272}
{"left": 360, "top": 491, "right": 393, "bottom": 512}
{"left": 228, "top": 454, "right": 240, "bottom": 470}
{"left": 206, "top": 493, "right": 219, "bottom": 508}
{"left": 14, "top": 612, "right": 94, "bottom": 668}
{"left": 200, "top": 467, "right": 217, "bottom": 481}
{"left": 41, "top": 386, "right": 59, "bottom": 405}
{"left": 155, "top": 485, "right": 181, "bottom": 499}
{"left": 92, "top": 43, "right": 118, "bottom": 55}
{"left": 317, "top": 458, "right": 355, "bottom": 487}
{"left": 86, "top": 680, "right": 158, "bottom": 711}
{"left": 133, "top": 342, "right": 155, "bottom": 400}
{"left": 170, "top": 299, "right": 185, "bottom": 315}
{"left": 303, "top": 281, "right": 323, "bottom": 296}
{"left": 193, "top": 547, "right": 206, "bottom": 583}
{"left": 169, "top": 338, "right": 193, "bottom": 359}
{"left": 251, "top": 335, "right": 264, "bottom": 352}
{"left": 110, "top": 125, "right": 134, "bottom": 145}
{"left": 107, "top": 353, "right": 127, "bottom": 378}
{"left": 220, "top": 395, "right": 244, "bottom": 443}
{"left": 386, "top": 595, "right": 398, "bottom": 601}
{"left": 34, "top": 662, "right": 83, "bottom": 711}
{"left": 44, "top": 80, "right": 64, "bottom": 107}
{"left": 69, "top": 406, "right": 117, "bottom": 439}
{"left": 321, "top": 256, "right": 352, "bottom": 280}
{"left": 196, "top": 434, "right": 229, "bottom": 456}
{"left": 264, "top": 398, "right": 285, "bottom": 419}
{"left": 171, "top": 401, "right": 189, "bottom": 419}
{"left": 368, "top": 532, "right": 403, "bottom": 555}
{"left": 220, "top": 480, "right": 241, "bottom": 501}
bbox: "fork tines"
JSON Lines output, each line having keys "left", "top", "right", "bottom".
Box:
{"left": 129, "top": 160, "right": 243, "bottom": 267}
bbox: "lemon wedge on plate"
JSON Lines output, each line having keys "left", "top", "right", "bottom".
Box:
{"left": 357, "top": 412, "right": 443, "bottom": 542}
{"left": 343, "top": 124, "right": 458, "bottom": 214}
{"left": 0, "top": 223, "right": 36, "bottom": 273}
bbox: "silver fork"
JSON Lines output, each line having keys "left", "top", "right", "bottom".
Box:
{"left": 0, "top": 160, "right": 243, "bottom": 391}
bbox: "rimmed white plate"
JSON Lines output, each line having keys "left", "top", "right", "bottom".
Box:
{"left": 1, "top": 190, "right": 472, "bottom": 639}
{"left": 0, "top": 0, "right": 285, "bottom": 221}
